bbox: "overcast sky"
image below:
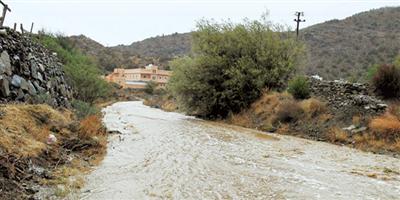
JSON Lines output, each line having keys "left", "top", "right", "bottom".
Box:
{"left": 4, "top": 0, "right": 400, "bottom": 46}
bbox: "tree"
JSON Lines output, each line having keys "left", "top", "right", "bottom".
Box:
{"left": 144, "top": 81, "right": 157, "bottom": 95}
{"left": 168, "top": 18, "right": 304, "bottom": 118}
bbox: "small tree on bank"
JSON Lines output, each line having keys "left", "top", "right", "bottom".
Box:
{"left": 145, "top": 81, "right": 157, "bottom": 95}
{"left": 168, "top": 18, "right": 304, "bottom": 118}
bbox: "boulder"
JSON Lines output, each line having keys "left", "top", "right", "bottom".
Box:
{"left": 30, "top": 60, "right": 38, "bottom": 79}
{"left": 27, "top": 81, "right": 37, "bottom": 95}
{"left": 0, "top": 51, "right": 12, "bottom": 76}
{"left": 0, "top": 76, "right": 10, "bottom": 97}
{"left": 11, "top": 75, "right": 28, "bottom": 91}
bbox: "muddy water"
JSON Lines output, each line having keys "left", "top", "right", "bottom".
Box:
{"left": 79, "top": 101, "right": 400, "bottom": 200}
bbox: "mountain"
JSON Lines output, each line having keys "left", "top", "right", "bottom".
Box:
{"left": 68, "top": 7, "right": 400, "bottom": 80}
{"left": 110, "top": 32, "right": 191, "bottom": 63}
{"left": 66, "top": 33, "right": 191, "bottom": 72}
{"left": 301, "top": 7, "right": 400, "bottom": 80}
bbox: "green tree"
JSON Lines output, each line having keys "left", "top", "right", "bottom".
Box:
{"left": 168, "top": 18, "right": 304, "bottom": 118}
{"left": 144, "top": 81, "right": 157, "bottom": 95}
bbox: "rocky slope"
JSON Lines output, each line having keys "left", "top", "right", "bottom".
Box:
{"left": 68, "top": 7, "right": 400, "bottom": 80}
{"left": 0, "top": 28, "right": 72, "bottom": 107}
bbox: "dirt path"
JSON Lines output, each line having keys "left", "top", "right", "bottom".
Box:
{"left": 78, "top": 101, "right": 400, "bottom": 200}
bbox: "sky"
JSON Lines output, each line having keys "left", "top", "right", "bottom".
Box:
{"left": 4, "top": 0, "right": 400, "bottom": 46}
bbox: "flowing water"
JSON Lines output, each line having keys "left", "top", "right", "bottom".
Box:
{"left": 78, "top": 101, "right": 400, "bottom": 200}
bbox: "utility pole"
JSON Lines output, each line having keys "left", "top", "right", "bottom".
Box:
{"left": 294, "top": 11, "right": 305, "bottom": 38}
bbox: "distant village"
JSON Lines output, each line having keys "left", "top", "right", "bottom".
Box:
{"left": 105, "top": 64, "right": 172, "bottom": 89}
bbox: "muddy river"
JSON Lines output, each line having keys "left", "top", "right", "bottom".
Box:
{"left": 78, "top": 101, "right": 400, "bottom": 199}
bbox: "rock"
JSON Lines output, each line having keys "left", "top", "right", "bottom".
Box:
{"left": 311, "top": 75, "right": 323, "bottom": 80}
{"left": 343, "top": 125, "right": 356, "bottom": 131}
{"left": 38, "top": 63, "right": 45, "bottom": 72}
{"left": 46, "top": 134, "right": 57, "bottom": 145}
{"left": 377, "top": 103, "right": 388, "bottom": 109}
{"left": 0, "top": 51, "right": 12, "bottom": 75}
{"left": 11, "top": 74, "right": 23, "bottom": 87}
{"left": 11, "top": 75, "right": 29, "bottom": 91}
{"left": 27, "top": 81, "right": 37, "bottom": 95}
{"left": 0, "top": 76, "right": 10, "bottom": 97}
{"left": 16, "top": 89, "right": 24, "bottom": 100}
{"left": 46, "top": 81, "right": 51, "bottom": 89}
{"left": 30, "top": 61, "right": 38, "bottom": 79}
{"left": 33, "top": 81, "right": 45, "bottom": 93}
{"left": 37, "top": 72, "right": 43, "bottom": 82}
{"left": 351, "top": 127, "right": 367, "bottom": 134}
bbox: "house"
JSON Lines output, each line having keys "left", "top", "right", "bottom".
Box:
{"left": 105, "top": 64, "right": 172, "bottom": 89}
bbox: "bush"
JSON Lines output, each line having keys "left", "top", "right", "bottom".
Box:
{"left": 168, "top": 17, "right": 303, "bottom": 118}
{"left": 274, "top": 100, "right": 304, "bottom": 123}
{"left": 79, "top": 115, "right": 105, "bottom": 140}
{"left": 32, "top": 93, "right": 52, "bottom": 105}
{"left": 287, "top": 76, "right": 310, "bottom": 99}
{"left": 36, "top": 32, "right": 110, "bottom": 103}
{"left": 300, "top": 98, "right": 327, "bottom": 118}
{"left": 71, "top": 100, "right": 99, "bottom": 119}
{"left": 327, "top": 127, "right": 348, "bottom": 143}
{"left": 369, "top": 113, "right": 400, "bottom": 141}
{"left": 372, "top": 64, "right": 400, "bottom": 99}
{"left": 144, "top": 81, "right": 157, "bottom": 95}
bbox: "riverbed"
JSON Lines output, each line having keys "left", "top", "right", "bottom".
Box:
{"left": 78, "top": 101, "right": 400, "bottom": 199}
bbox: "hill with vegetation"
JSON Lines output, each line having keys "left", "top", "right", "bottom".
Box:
{"left": 301, "top": 6, "right": 400, "bottom": 81}
{"left": 68, "top": 7, "right": 400, "bottom": 80}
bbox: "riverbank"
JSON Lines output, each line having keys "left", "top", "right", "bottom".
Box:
{"left": 0, "top": 104, "right": 107, "bottom": 199}
{"left": 79, "top": 101, "right": 400, "bottom": 199}
{"left": 143, "top": 80, "right": 400, "bottom": 157}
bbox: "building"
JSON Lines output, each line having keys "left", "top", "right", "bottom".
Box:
{"left": 105, "top": 64, "right": 172, "bottom": 89}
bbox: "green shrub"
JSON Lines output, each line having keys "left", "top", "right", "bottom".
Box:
{"left": 35, "top": 32, "right": 110, "bottom": 104}
{"left": 395, "top": 55, "right": 400, "bottom": 68}
{"left": 366, "top": 64, "right": 379, "bottom": 81}
{"left": 372, "top": 64, "right": 400, "bottom": 99}
{"left": 287, "top": 76, "right": 310, "bottom": 99}
{"left": 144, "top": 81, "right": 157, "bottom": 95}
{"left": 168, "top": 17, "right": 304, "bottom": 118}
{"left": 71, "top": 100, "right": 99, "bottom": 119}
{"left": 32, "top": 93, "right": 52, "bottom": 105}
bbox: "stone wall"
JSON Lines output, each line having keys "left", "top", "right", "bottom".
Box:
{"left": 0, "top": 29, "right": 72, "bottom": 107}
{"left": 309, "top": 77, "right": 387, "bottom": 114}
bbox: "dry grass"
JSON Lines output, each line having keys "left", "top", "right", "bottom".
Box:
{"left": 0, "top": 104, "right": 69, "bottom": 158}
{"left": 327, "top": 127, "right": 349, "bottom": 143}
{"left": 369, "top": 113, "right": 400, "bottom": 141}
{"left": 274, "top": 100, "right": 304, "bottom": 124}
{"left": 348, "top": 109, "right": 400, "bottom": 153}
{"left": 300, "top": 98, "right": 327, "bottom": 119}
{"left": 0, "top": 104, "right": 109, "bottom": 199}
{"left": 352, "top": 115, "right": 362, "bottom": 127}
{"left": 318, "top": 113, "right": 333, "bottom": 123}
{"left": 229, "top": 112, "right": 253, "bottom": 128}
{"left": 79, "top": 115, "right": 105, "bottom": 139}
{"left": 228, "top": 92, "right": 295, "bottom": 129}
{"left": 277, "top": 124, "right": 290, "bottom": 135}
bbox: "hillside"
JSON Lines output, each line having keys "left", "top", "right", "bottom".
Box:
{"left": 68, "top": 7, "right": 400, "bottom": 80}
{"left": 111, "top": 32, "right": 191, "bottom": 64}
{"left": 302, "top": 7, "right": 400, "bottom": 80}
{"left": 66, "top": 33, "right": 191, "bottom": 71}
